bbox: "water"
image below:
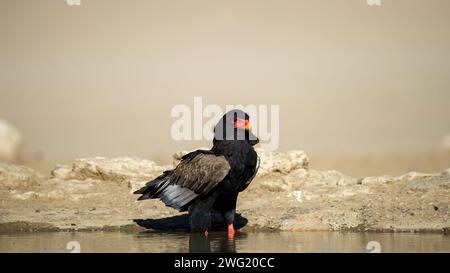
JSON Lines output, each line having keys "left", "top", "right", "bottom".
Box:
{"left": 0, "top": 231, "right": 449, "bottom": 253}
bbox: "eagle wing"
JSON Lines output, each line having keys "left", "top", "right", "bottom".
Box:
{"left": 172, "top": 151, "right": 231, "bottom": 194}
{"left": 134, "top": 151, "right": 230, "bottom": 210}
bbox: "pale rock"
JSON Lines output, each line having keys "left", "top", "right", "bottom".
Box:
{"left": 259, "top": 176, "right": 293, "bottom": 192}
{"left": 0, "top": 119, "right": 22, "bottom": 162}
{"left": 255, "top": 148, "right": 309, "bottom": 176}
{"left": 287, "top": 191, "right": 303, "bottom": 203}
{"left": 11, "top": 191, "right": 41, "bottom": 200}
{"left": 51, "top": 164, "right": 73, "bottom": 180}
{"left": 287, "top": 169, "right": 355, "bottom": 187}
{"left": 405, "top": 176, "right": 450, "bottom": 191}
{"left": 50, "top": 157, "right": 171, "bottom": 188}
{"left": 444, "top": 168, "right": 450, "bottom": 176}
{"left": 360, "top": 175, "right": 395, "bottom": 185}
{"left": 0, "top": 163, "right": 44, "bottom": 189}
{"left": 46, "top": 190, "right": 66, "bottom": 200}
{"left": 254, "top": 169, "right": 355, "bottom": 195}
{"left": 397, "top": 172, "right": 436, "bottom": 181}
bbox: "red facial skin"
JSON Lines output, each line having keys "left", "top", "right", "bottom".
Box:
{"left": 234, "top": 118, "right": 250, "bottom": 130}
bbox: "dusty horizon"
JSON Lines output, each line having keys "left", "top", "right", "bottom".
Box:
{"left": 1, "top": 0, "right": 450, "bottom": 165}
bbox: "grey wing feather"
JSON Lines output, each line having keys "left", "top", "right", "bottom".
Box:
{"left": 156, "top": 153, "right": 231, "bottom": 209}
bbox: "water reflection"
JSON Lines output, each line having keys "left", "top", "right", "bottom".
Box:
{"left": 189, "top": 233, "right": 239, "bottom": 253}
{"left": 133, "top": 212, "right": 246, "bottom": 253}
{"left": 0, "top": 231, "right": 449, "bottom": 253}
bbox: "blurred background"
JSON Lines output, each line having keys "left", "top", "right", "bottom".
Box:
{"left": 1, "top": 0, "right": 449, "bottom": 176}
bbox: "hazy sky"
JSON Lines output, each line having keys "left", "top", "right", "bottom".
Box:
{"left": 1, "top": 0, "right": 450, "bottom": 162}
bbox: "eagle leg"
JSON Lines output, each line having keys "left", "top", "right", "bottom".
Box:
{"left": 223, "top": 208, "right": 236, "bottom": 239}
{"left": 188, "top": 192, "right": 219, "bottom": 235}
{"left": 227, "top": 224, "right": 235, "bottom": 239}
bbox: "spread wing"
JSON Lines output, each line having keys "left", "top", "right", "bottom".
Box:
{"left": 134, "top": 151, "right": 231, "bottom": 210}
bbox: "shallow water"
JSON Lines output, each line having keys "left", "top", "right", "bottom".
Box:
{"left": 1, "top": 231, "right": 449, "bottom": 253}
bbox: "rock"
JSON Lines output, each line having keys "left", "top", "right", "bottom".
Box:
{"left": 360, "top": 175, "right": 395, "bottom": 185}
{"left": 404, "top": 175, "right": 450, "bottom": 191}
{"left": 300, "top": 169, "right": 356, "bottom": 187}
{"left": 287, "top": 191, "right": 303, "bottom": 203}
{"left": 0, "top": 163, "right": 44, "bottom": 189}
{"left": 50, "top": 157, "right": 171, "bottom": 190}
{"left": 253, "top": 169, "right": 357, "bottom": 205}
{"left": 280, "top": 168, "right": 355, "bottom": 188}
{"left": 0, "top": 119, "right": 23, "bottom": 163}
{"left": 10, "top": 191, "right": 42, "bottom": 201}
{"left": 255, "top": 148, "right": 309, "bottom": 176}
{"left": 258, "top": 176, "right": 293, "bottom": 192}
{"left": 397, "top": 171, "right": 436, "bottom": 181}
{"left": 445, "top": 168, "right": 450, "bottom": 176}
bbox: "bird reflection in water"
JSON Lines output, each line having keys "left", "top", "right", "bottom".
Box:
{"left": 134, "top": 211, "right": 248, "bottom": 253}
{"left": 189, "top": 232, "right": 246, "bottom": 253}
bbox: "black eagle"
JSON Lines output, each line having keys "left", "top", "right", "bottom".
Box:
{"left": 134, "top": 110, "right": 259, "bottom": 238}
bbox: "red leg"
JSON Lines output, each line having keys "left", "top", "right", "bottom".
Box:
{"left": 227, "top": 224, "right": 235, "bottom": 239}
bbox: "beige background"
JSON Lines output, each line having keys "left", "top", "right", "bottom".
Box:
{"left": 1, "top": 0, "right": 449, "bottom": 172}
